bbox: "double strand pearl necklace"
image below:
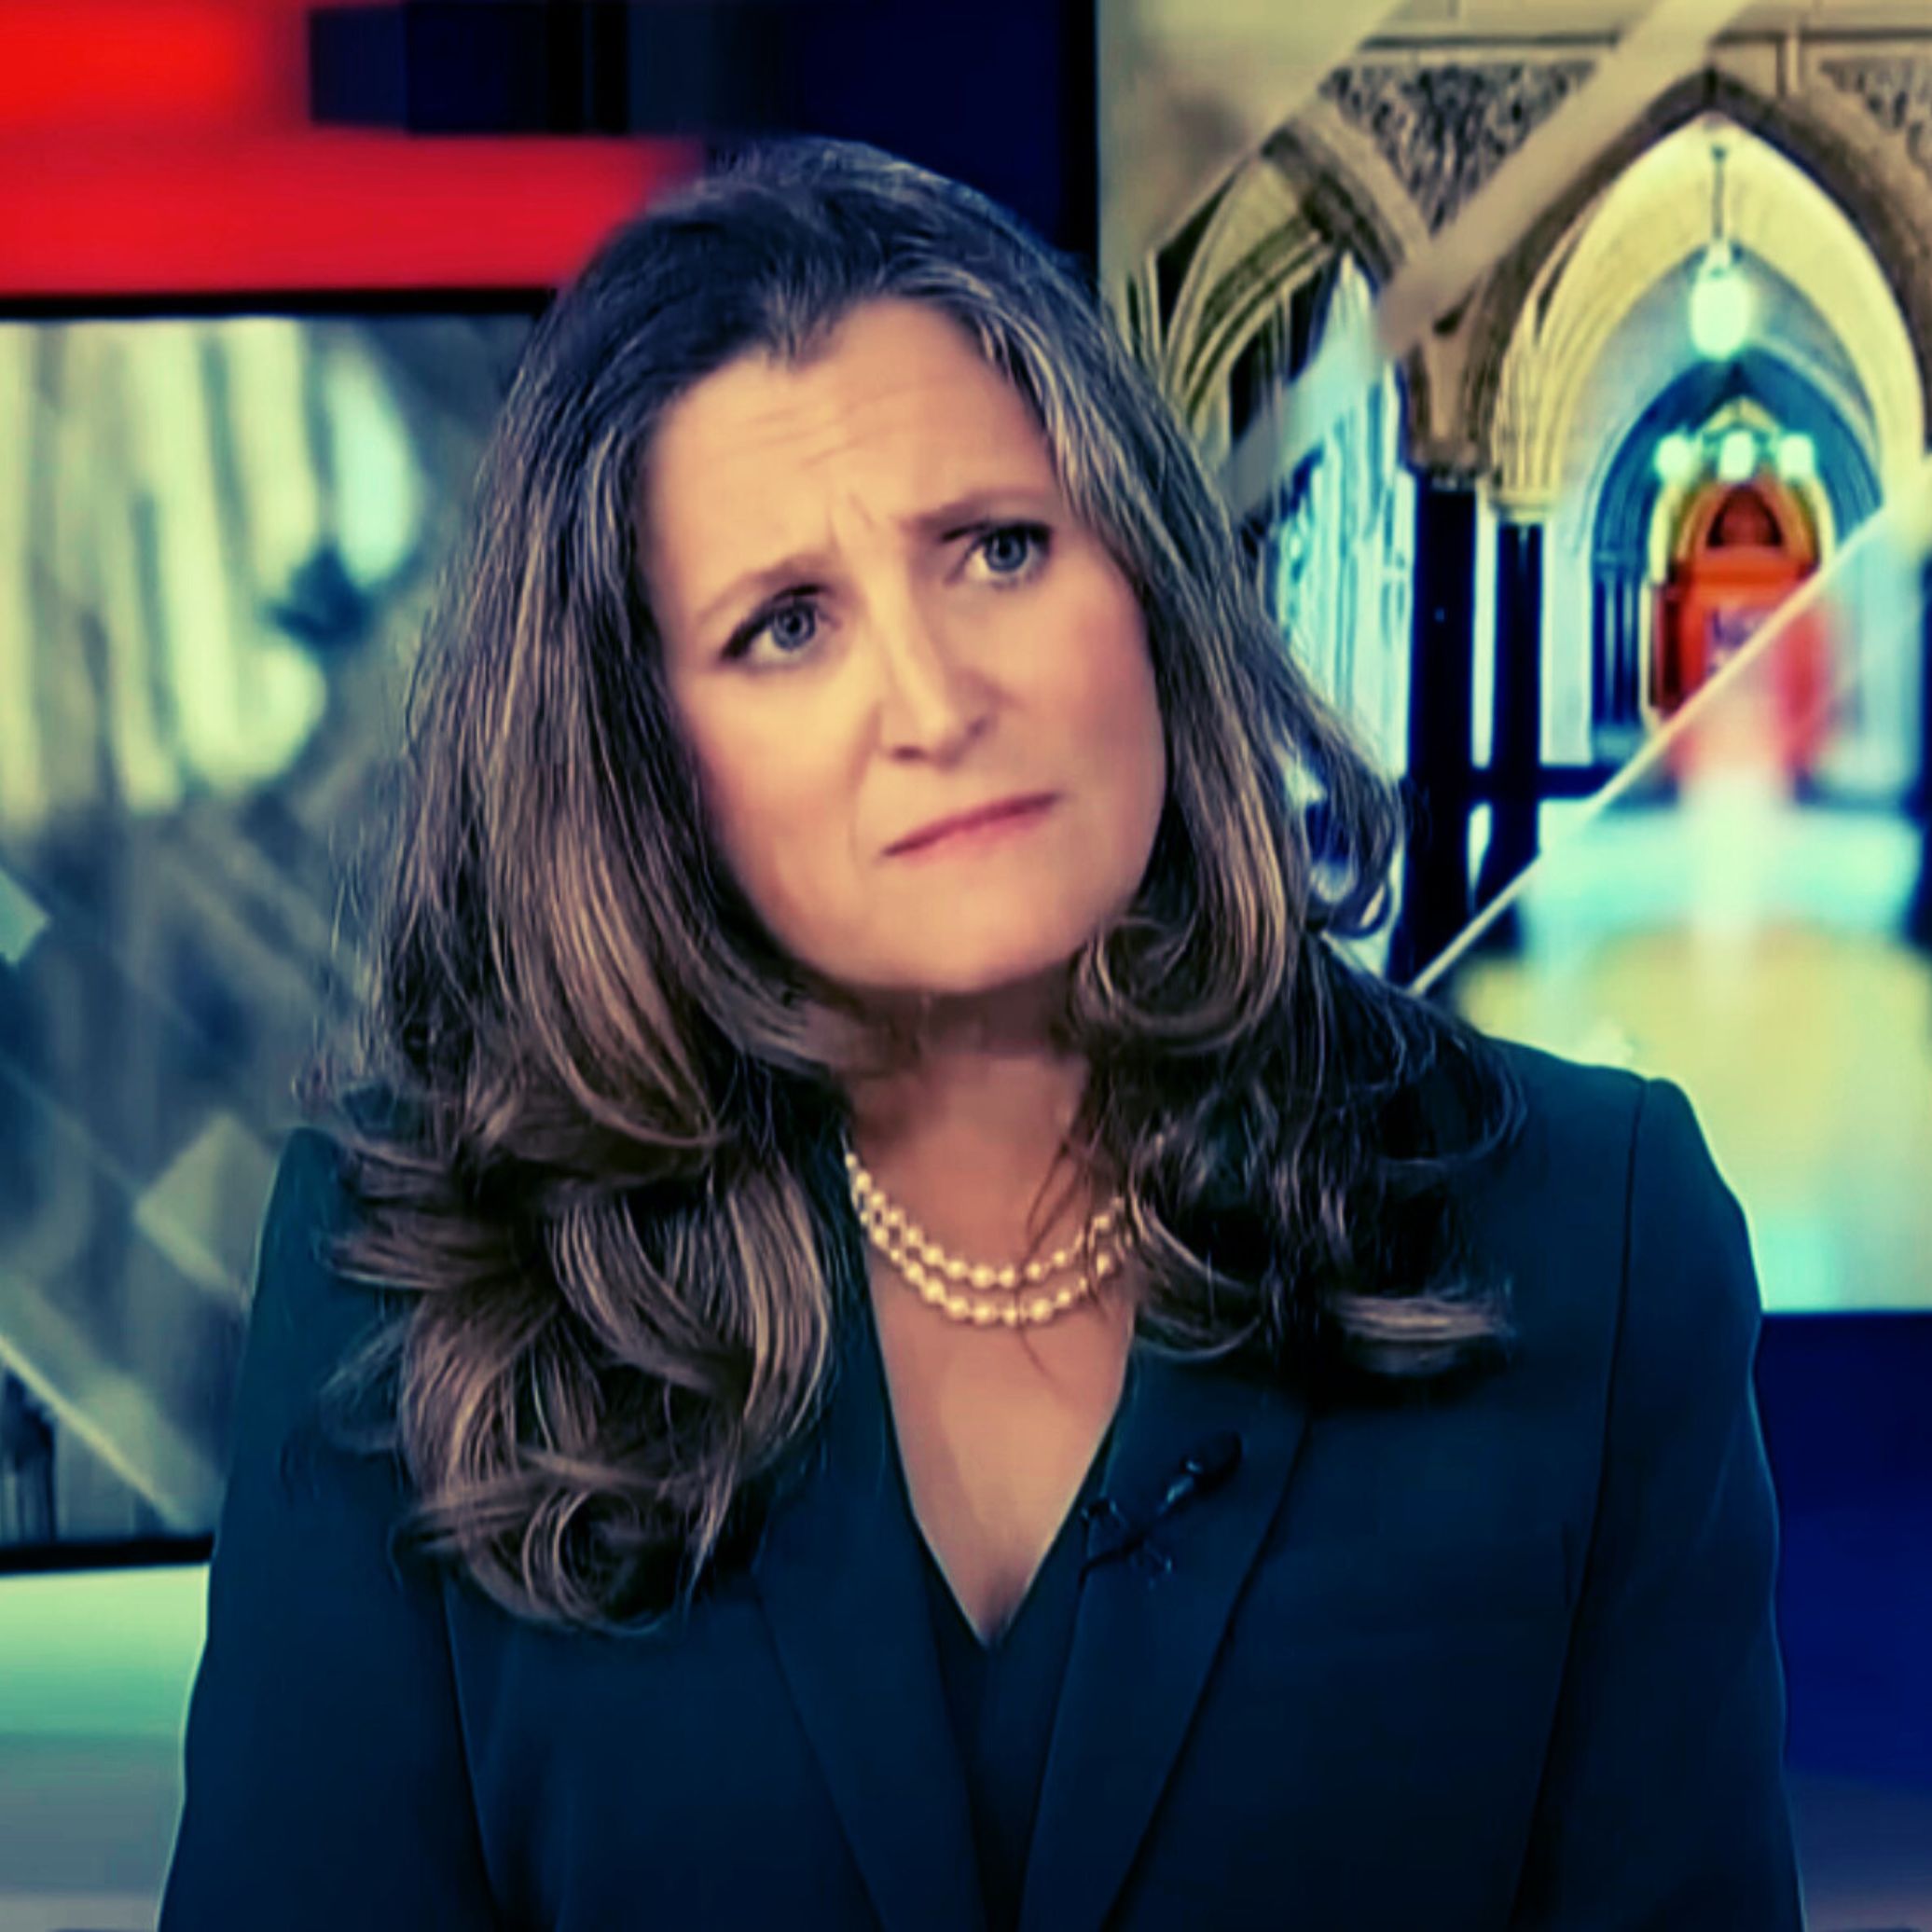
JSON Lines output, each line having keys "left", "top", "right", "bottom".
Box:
{"left": 843, "top": 1141, "right": 1137, "bottom": 1329}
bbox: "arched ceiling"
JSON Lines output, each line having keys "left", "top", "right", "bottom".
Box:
{"left": 1153, "top": 154, "right": 1327, "bottom": 451}
{"left": 1569, "top": 252, "right": 1872, "bottom": 518}
{"left": 1494, "top": 112, "right": 1924, "bottom": 510}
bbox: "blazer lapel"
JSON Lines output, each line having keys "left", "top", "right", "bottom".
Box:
{"left": 1016, "top": 1344, "right": 1311, "bottom": 1932}
{"left": 751, "top": 1263, "right": 987, "bottom": 1932}
{"left": 751, "top": 1124, "right": 1310, "bottom": 1932}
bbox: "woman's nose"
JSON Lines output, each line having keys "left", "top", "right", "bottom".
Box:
{"left": 871, "top": 600, "right": 991, "bottom": 755}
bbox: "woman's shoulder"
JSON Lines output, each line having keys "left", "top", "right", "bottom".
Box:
{"left": 261, "top": 1082, "right": 409, "bottom": 1288}
{"left": 1472, "top": 1033, "right": 1649, "bottom": 1190}
{"left": 242, "top": 1091, "right": 416, "bottom": 1452}
{"left": 1456, "top": 1031, "right": 1733, "bottom": 1240}
{"left": 1441, "top": 1032, "right": 1759, "bottom": 1384}
{"left": 1375, "top": 1007, "right": 1651, "bottom": 1257}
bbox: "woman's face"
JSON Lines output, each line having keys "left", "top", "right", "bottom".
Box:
{"left": 644, "top": 297, "right": 1167, "bottom": 1010}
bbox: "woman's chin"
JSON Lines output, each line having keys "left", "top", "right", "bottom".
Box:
{"left": 835, "top": 945, "right": 1085, "bottom": 1013}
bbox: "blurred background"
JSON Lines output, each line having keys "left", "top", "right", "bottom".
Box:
{"left": 0, "top": 1, "right": 1926, "bottom": 1926}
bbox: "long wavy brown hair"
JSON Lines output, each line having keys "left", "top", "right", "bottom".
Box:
{"left": 300, "top": 135, "right": 1526, "bottom": 1633}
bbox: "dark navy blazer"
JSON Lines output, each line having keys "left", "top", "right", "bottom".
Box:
{"left": 160, "top": 1040, "right": 1804, "bottom": 1929}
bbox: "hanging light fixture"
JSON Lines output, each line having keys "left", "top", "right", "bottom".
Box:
{"left": 1690, "top": 137, "right": 1752, "bottom": 362}
{"left": 1653, "top": 431, "right": 1701, "bottom": 484}
{"left": 1777, "top": 432, "right": 1816, "bottom": 481}
{"left": 1717, "top": 426, "right": 1760, "bottom": 482}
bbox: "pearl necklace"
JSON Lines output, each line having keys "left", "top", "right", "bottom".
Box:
{"left": 842, "top": 1142, "right": 1136, "bottom": 1328}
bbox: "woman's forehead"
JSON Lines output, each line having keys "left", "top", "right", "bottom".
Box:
{"left": 653, "top": 300, "right": 1040, "bottom": 469}
{"left": 639, "top": 305, "right": 1069, "bottom": 608}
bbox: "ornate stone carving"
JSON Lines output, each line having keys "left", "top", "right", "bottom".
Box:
{"left": 1318, "top": 60, "right": 1595, "bottom": 233}
{"left": 1820, "top": 54, "right": 1932, "bottom": 183}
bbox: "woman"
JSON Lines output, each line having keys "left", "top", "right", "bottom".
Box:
{"left": 160, "top": 138, "right": 1802, "bottom": 1929}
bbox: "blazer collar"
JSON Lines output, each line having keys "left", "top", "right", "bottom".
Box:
{"left": 750, "top": 1137, "right": 1310, "bottom": 1932}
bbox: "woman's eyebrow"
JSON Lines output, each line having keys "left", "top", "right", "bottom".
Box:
{"left": 899, "top": 486, "right": 1058, "bottom": 538}
{"left": 694, "top": 486, "right": 1059, "bottom": 633}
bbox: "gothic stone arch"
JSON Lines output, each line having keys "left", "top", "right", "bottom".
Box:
{"left": 1459, "top": 68, "right": 1932, "bottom": 476}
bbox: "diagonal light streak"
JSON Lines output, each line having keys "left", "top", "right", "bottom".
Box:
{"left": 1409, "top": 454, "right": 1932, "bottom": 995}
{"left": 1222, "top": 0, "right": 1761, "bottom": 513}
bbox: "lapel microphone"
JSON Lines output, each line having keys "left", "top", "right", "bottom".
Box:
{"left": 1079, "top": 1429, "right": 1244, "bottom": 1580}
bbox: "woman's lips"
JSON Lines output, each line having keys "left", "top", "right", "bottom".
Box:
{"left": 889, "top": 794, "right": 1056, "bottom": 857}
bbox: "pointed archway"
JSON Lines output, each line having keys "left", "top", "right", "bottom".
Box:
{"left": 1476, "top": 74, "right": 1931, "bottom": 490}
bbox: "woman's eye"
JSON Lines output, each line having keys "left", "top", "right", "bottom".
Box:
{"left": 726, "top": 526, "right": 1049, "bottom": 664}
{"left": 765, "top": 603, "right": 819, "bottom": 653}
{"left": 730, "top": 599, "right": 820, "bottom": 662}
{"left": 976, "top": 523, "right": 1050, "bottom": 579}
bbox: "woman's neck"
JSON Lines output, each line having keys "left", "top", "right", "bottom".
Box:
{"left": 846, "top": 1044, "right": 1099, "bottom": 1263}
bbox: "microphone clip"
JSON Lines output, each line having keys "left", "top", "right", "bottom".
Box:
{"left": 1079, "top": 1429, "right": 1243, "bottom": 1583}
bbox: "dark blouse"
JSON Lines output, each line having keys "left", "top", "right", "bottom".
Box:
{"left": 911, "top": 1429, "right": 1117, "bottom": 1932}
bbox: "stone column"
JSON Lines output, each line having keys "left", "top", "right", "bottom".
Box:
{"left": 1390, "top": 474, "right": 1478, "bottom": 987}
{"left": 1474, "top": 513, "right": 1545, "bottom": 944}
{"left": 1908, "top": 561, "right": 1932, "bottom": 955}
